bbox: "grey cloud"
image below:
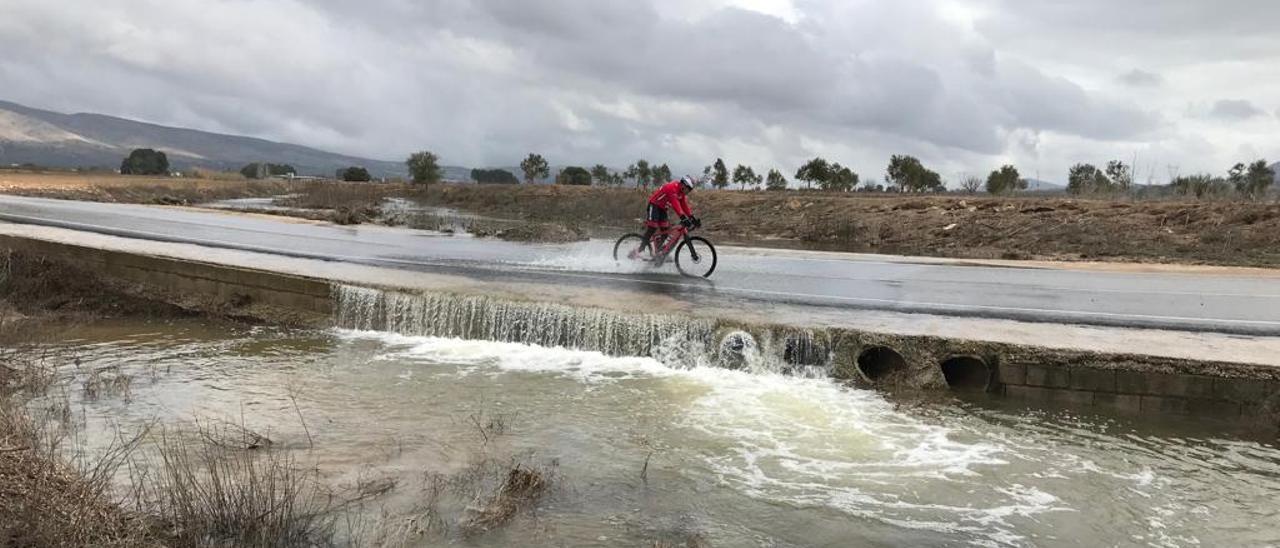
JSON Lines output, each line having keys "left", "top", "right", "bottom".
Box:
{"left": 0, "top": 0, "right": 1271, "bottom": 180}
{"left": 1118, "top": 69, "right": 1162, "bottom": 87}
{"left": 1210, "top": 99, "right": 1266, "bottom": 120}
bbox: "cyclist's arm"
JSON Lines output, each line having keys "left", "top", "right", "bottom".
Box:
{"left": 673, "top": 193, "right": 691, "bottom": 218}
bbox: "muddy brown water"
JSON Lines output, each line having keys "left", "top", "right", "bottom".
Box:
{"left": 33, "top": 318, "right": 1280, "bottom": 547}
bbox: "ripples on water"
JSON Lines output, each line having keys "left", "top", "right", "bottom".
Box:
{"left": 43, "top": 320, "right": 1280, "bottom": 547}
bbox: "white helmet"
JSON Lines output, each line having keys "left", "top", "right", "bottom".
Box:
{"left": 679, "top": 175, "right": 695, "bottom": 191}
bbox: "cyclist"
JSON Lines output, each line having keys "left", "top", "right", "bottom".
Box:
{"left": 632, "top": 175, "right": 701, "bottom": 260}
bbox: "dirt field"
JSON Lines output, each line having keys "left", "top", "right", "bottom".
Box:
{"left": 423, "top": 184, "right": 1280, "bottom": 268}
{"left": 4, "top": 172, "right": 1279, "bottom": 268}
{"left": 0, "top": 170, "right": 291, "bottom": 204}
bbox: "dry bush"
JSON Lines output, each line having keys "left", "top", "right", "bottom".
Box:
{"left": 0, "top": 250, "right": 187, "bottom": 318}
{"left": 458, "top": 463, "right": 552, "bottom": 536}
{"left": 132, "top": 423, "right": 340, "bottom": 548}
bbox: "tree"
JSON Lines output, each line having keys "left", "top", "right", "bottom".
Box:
{"left": 1233, "top": 159, "right": 1275, "bottom": 199}
{"left": 1067, "top": 163, "right": 1112, "bottom": 195}
{"left": 471, "top": 168, "right": 519, "bottom": 184}
{"left": 885, "top": 155, "right": 944, "bottom": 193}
{"left": 959, "top": 175, "right": 983, "bottom": 194}
{"left": 119, "top": 148, "right": 169, "bottom": 175}
{"left": 625, "top": 159, "right": 652, "bottom": 188}
{"left": 520, "top": 153, "right": 550, "bottom": 184}
{"left": 712, "top": 158, "right": 729, "bottom": 189}
{"left": 1170, "top": 174, "right": 1227, "bottom": 199}
{"left": 406, "top": 150, "right": 442, "bottom": 185}
{"left": 652, "top": 163, "right": 672, "bottom": 187}
{"left": 556, "top": 166, "right": 592, "bottom": 186}
{"left": 240, "top": 162, "right": 295, "bottom": 179}
{"left": 795, "top": 157, "right": 830, "bottom": 190}
{"left": 590, "top": 164, "right": 611, "bottom": 185}
{"left": 985, "top": 165, "right": 1024, "bottom": 195}
{"left": 340, "top": 166, "right": 372, "bottom": 182}
{"left": 732, "top": 165, "right": 762, "bottom": 190}
{"left": 765, "top": 169, "right": 787, "bottom": 191}
{"left": 1105, "top": 160, "right": 1133, "bottom": 192}
{"left": 824, "top": 163, "right": 859, "bottom": 191}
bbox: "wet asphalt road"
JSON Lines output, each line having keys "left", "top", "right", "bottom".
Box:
{"left": 2, "top": 194, "right": 1279, "bottom": 335}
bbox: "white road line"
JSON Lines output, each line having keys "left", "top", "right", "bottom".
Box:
{"left": 3, "top": 212, "right": 1278, "bottom": 329}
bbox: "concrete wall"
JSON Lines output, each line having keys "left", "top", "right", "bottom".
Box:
{"left": 0, "top": 234, "right": 331, "bottom": 325}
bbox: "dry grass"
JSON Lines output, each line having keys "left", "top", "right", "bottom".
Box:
{"left": 0, "top": 172, "right": 293, "bottom": 205}
{"left": 418, "top": 183, "right": 1280, "bottom": 267}
{"left": 0, "top": 250, "right": 189, "bottom": 318}
{"left": 133, "top": 424, "right": 340, "bottom": 548}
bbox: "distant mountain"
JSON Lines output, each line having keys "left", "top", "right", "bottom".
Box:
{"left": 1022, "top": 178, "right": 1065, "bottom": 192}
{"left": 0, "top": 99, "right": 468, "bottom": 179}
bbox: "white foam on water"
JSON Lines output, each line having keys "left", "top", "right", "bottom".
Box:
{"left": 336, "top": 329, "right": 1058, "bottom": 545}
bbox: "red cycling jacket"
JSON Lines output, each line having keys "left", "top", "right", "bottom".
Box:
{"left": 647, "top": 180, "right": 692, "bottom": 218}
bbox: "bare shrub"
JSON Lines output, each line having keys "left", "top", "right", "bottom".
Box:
{"left": 133, "top": 423, "right": 340, "bottom": 547}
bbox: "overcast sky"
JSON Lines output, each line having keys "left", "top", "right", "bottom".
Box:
{"left": 2, "top": 0, "right": 1277, "bottom": 184}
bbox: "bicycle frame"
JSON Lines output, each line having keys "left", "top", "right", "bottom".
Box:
{"left": 651, "top": 224, "right": 691, "bottom": 257}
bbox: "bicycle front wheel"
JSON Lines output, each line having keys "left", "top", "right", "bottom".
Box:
{"left": 675, "top": 236, "right": 717, "bottom": 278}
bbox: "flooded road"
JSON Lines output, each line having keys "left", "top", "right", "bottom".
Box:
{"left": 44, "top": 319, "right": 1280, "bottom": 547}
{"left": 6, "top": 194, "right": 1280, "bottom": 334}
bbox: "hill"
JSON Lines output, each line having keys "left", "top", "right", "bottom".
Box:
{"left": 0, "top": 99, "right": 467, "bottom": 179}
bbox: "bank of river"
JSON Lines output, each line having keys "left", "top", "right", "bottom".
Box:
{"left": 38, "top": 318, "right": 1280, "bottom": 546}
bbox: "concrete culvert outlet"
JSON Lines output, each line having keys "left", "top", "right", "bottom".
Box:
{"left": 941, "top": 356, "right": 990, "bottom": 391}
{"left": 855, "top": 346, "right": 906, "bottom": 383}
{"left": 718, "top": 331, "right": 757, "bottom": 370}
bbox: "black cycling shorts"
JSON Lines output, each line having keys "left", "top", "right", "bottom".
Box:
{"left": 645, "top": 203, "right": 669, "bottom": 227}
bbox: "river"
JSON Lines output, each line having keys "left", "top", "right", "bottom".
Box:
{"left": 38, "top": 317, "right": 1280, "bottom": 547}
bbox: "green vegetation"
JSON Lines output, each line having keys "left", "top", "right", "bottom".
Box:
{"left": 119, "top": 148, "right": 169, "bottom": 175}
{"left": 711, "top": 158, "right": 729, "bottom": 189}
{"left": 340, "top": 166, "right": 372, "bottom": 182}
{"left": 520, "top": 153, "right": 549, "bottom": 184}
{"left": 1067, "top": 163, "right": 1113, "bottom": 195}
{"left": 795, "top": 157, "right": 829, "bottom": 190}
{"left": 406, "top": 150, "right": 443, "bottom": 185}
{"left": 556, "top": 166, "right": 592, "bottom": 186}
{"left": 732, "top": 164, "right": 762, "bottom": 190}
{"left": 1230, "top": 160, "right": 1275, "bottom": 199}
{"left": 886, "top": 155, "right": 944, "bottom": 193}
{"left": 471, "top": 168, "right": 519, "bottom": 185}
{"left": 651, "top": 163, "right": 672, "bottom": 187}
{"left": 624, "top": 159, "right": 651, "bottom": 188}
{"left": 985, "top": 165, "right": 1026, "bottom": 195}
{"left": 825, "top": 163, "right": 859, "bottom": 192}
{"left": 765, "top": 169, "right": 787, "bottom": 191}
{"left": 238, "top": 162, "right": 296, "bottom": 179}
{"left": 590, "top": 164, "right": 611, "bottom": 186}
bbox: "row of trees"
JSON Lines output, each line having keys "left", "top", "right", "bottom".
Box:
{"left": 394, "top": 149, "right": 1275, "bottom": 202}
{"left": 1168, "top": 161, "right": 1275, "bottom": 200}
{"left": 239, "top": 162, "right": 296, "bottom": 179}
{"left": 1068, "top": 159, "right": 1274, "bottom": 200}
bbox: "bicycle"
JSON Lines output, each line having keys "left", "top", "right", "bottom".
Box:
{"left": 612, "top": 220, "right": 718, "bottom": 278}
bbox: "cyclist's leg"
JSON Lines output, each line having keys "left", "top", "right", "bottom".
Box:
{"left": 639, "top": 204, "right": 667, "bottom": 250}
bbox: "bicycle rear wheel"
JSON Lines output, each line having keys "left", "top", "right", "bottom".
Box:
{"left": 675, "top": 236, "right": 717, "bottom": 278}
{"left": 613, "top": 233, "right": 653, "bottom": 263}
